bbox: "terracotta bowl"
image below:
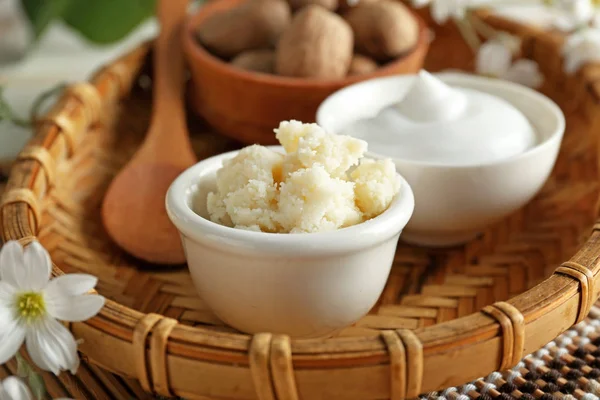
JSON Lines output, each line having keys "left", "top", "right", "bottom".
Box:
{"left": 181, "top": 0, "right": 431, "bottom": 144}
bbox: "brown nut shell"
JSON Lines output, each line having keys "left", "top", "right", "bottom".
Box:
{"left": 288, "top": 0, "right": 338, "bottom": 11}
{"left": 337, "top": 0, "right": 379, "bottom": 13}
{"left": 344, "top": 1, "right": 418, "bottom": 61}
{"left": 275, "top": 5, "right": 353, "bottom": 79}
{"left": 231, "top": 49, "right": 276, "bottom": 73}
{"left": 196, "top": 0, "right": 291, "bottom": 59}
{"left": 348, "top": 54, "right": 379, "bottom": 75}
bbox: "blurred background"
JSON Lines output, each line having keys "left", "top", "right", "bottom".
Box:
{"left": 0, "top": 0, "right": 576, "bottom": 165}
{"left": 0, "top": 0, "right": 163, "bottom": 165}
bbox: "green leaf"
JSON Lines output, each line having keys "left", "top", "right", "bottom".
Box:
{"left": 0, "top": 88, "right": 10, "bottom": 120}
{"left": 60, "top": 0, "right": 156, "bottom": 45}
{"left": 20, "top": 0, "right": 72, "bottom": 39}
{"left": 28, "top": 371, "right": 47, "bottom": 400}
{"left": 0, "top": 86, "right": 31, "bottom": 128}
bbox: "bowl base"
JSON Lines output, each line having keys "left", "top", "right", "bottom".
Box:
{"left": 401, "top": 230, "right": 481, "bottom": 248}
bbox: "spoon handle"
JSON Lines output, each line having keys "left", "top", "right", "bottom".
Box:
{"left": 153, "top": 0, "right": 188, "bottom": 123}
{"left": 136, "top": 0, "right": 196, "bottom": 166}
{"left": 138, "top": 0, "right": 193, "bottom": 158}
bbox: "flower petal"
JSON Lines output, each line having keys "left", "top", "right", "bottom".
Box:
{"left": 0, "top": 283, "right": 17, "bottom": 340}
{"left": 503, "top": 59, "right": 544, "bottom": 88}
{"left": 411, "top": 0, "right": 431, "bottom": 7}
{"left": 476, "top": 41, "right": 512, "bottom": 77}
{"left": 2, "top": 377, "right": 33, "bottom": 400}
{"left": 555, "top": 0, "right": 595, "bottom": 27}
{"left": 45, "top": 274, "right": 98, "bottom": 299}
{"left": 565, "top": 42, "right": 600, "bottom": 73}
{"left": 564, "top": 50, "right": 585, "bottom": 73}
{"left": 562, "top": 28, "right": 600, "bottom": 74}
{"left": 0, "top": 281, "right": 16, "bottom": 306}
{"left": 22, "top": 241, "right": 51, "bottom": 291}
{"left": 26, "top": 317, "right": 79, "bottom": 375}
{"left": 0, "top": 241, "right": 26, "bottom": 289}
{"left": 0, "top": 320, "right": 25, "bottom": 365}
{"left": 450, "top": 0, "right": 467, "bottom": 20}
{"left": 46, "top": 294, "right": 105, "bottom": 322}
{"left": 553, "top": 15, "right": 579, "bottom": 32}
{"left": 592, "top": 12, "right": 600, "bottom": 28}
{"left": 431, "top": 0, "right": 451, "bottom": 24}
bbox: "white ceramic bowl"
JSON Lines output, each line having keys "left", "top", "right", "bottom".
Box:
{"left": 165, "top": 146, "right": 415, "bottom": 338}
{"left": 316, "top": 72, "right": 565, "bottom": 247}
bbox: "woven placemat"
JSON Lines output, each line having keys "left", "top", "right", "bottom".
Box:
{"left": 423, "top": 306, "right": 600, "bottom": 400}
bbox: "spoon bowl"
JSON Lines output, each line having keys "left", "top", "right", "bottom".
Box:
{"left": 102, "top": 163, "right": 189, "bottom": 265}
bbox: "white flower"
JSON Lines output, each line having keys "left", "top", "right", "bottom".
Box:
{"left": 411, "top": 0, "right": 470, "bottom": 24}
{"left": 551, "top": 0, "right": 600, "bottom": 31}
{"left": 476, "top": 40, "right": 544, "bottom": 88}
{"left": 0, "top": 241, "right": 105, "bottom": 375}
{"left": 0, "top": 376, "right": 71, "bottom": 400}
{"left": 0, "top": 377, "right": 31, "bottom": 400}
{"left": 562, "top": 27, "right": 600, "bottom": 73}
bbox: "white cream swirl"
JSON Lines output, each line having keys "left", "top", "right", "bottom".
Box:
{"left": 343, "top": 70, "right": 537, "bottom": 165}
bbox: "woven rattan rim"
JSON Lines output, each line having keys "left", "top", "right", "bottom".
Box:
{"left": 2, "top": 10, "right": 600, "bottom": 399}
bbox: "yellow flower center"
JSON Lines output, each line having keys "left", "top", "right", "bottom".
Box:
{"left": 16, "top": 292, "right": 45, "bottom": 321}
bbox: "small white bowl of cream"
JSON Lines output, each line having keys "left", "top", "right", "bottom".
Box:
{"left": 316, "top": 70, "right": 565, "bottom": 247}
{"left": 166, "top": 122, "right": 415, "bottom": 337}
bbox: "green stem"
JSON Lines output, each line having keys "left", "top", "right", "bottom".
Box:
{"left": 15, "top": 353, "right": 31, "bottom": 378}
{"left": 14, "top": 352, "right": 48, "bottom": 400}
{"left": 29, "top": 82, "right": 66, "bottom": 122}
{"left": 0, "top": 87, "right": 30, "bottom": 128}
{"left": 0, "top": 82, "right": 65, "bottom": 129}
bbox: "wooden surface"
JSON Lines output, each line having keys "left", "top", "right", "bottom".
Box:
{"left": 2, "top": 10, "right": 600, "bottom": 400}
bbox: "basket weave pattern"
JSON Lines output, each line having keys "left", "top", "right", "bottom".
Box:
{"left": 2, "top": 12, "right": 600, "bottom": 400}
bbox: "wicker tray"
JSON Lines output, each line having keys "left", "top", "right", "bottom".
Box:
{"left": 2, "top": 9, "right": 600, "bottom": 400}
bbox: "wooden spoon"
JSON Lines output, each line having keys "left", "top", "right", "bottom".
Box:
{"left": 101, "top": 0, "right": 196, "bottom": 265}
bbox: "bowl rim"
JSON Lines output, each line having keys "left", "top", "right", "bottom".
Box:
{"left": 165, "top": 146, "right": 415, "bottom": 256}
{"left": 316, "top": 71, "right": 566, "bottom": 169}
{"left": 180, "top": 0, "right": 431, "bottom": 89}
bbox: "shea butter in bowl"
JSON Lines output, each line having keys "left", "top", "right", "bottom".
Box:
{"left": 317, "top": 71, "right": 565, "bottom": 247}
{"left": 166, "top": 122, "right": 414, "bottom": 338}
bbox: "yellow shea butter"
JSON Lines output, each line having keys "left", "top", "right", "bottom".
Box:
{"left": 351, "top": 158, "right": 400, "bottom": 219}
{"left": 206, "top": 120, "right": 400, "bottom": 233}
{"left": 277, "top": 165, "right": 362, "bottom": 233}
{"left": 275, "top": 120, "right": 367, "bottom": 179}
